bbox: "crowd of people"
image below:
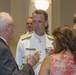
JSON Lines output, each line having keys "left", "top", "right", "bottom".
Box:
{"left": 0, "top": 10, "right": 76, "bottom": 75}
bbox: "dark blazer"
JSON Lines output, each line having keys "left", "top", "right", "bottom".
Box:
{"left": 0, "top": 38, "right": 34, "bottom": 75}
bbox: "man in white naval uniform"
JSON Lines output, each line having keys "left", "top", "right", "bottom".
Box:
{"left": 16, "top": 10, "right": 54, "bottom": 75}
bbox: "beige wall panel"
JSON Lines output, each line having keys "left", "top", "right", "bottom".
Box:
{"left": 10, "top": 0, "right": 30, "bottom": 58}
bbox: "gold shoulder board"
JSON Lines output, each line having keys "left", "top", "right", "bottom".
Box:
{"left": 46, "top": 35, "right": 54, "bottom": 40}
{"left": 20, "top": 34, "right": 32, "bottom": 40}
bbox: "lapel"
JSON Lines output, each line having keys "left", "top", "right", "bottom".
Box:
{"left": 0, "top": 38, "right": 19, "bottom": 69}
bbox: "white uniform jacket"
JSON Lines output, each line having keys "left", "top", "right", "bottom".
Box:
{"left": 16, "top": 32, "right": 53, "bottom": 75}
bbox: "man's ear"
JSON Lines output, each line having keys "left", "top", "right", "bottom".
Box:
{"left": 45, "top": 20, "right": 48, "bottom": 27}
{"left": 6, "top": 25, "right": 10, "bottom": 34}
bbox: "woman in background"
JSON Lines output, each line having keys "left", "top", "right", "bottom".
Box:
{"left": 39, "top": 25, "right": 76, "bottom": 75}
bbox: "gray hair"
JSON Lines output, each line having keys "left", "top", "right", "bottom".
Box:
{"left": 0, "top": 12, "right": 13, "bottom": 30}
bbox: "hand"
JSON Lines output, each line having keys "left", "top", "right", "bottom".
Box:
{"left": 27, "top": 51, "right": 41, "bottom": 67}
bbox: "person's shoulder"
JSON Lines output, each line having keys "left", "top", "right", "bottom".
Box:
{"left": 20, "top": 34, "right": 33, "bottom": 41}
{"left": 46, "top": 34, "right": 54, "bottom": 40}
{"left": 43, "top": 55, "right": 51, "bottom": 66}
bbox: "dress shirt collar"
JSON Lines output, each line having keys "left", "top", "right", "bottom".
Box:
{"left": 26, "top": 31, "right": 34, "bottom": 35}
{"left": 33, "top": 32, "right": 46, "bottom": 40}
{"left": 0, "top": 37, "right": 8, "bottom": 45}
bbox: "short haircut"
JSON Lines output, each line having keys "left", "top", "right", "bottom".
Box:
{"left": 0, "top": 12, "right": 12, "bottom": 29}
{"left": 26, "top": 17, "right": 32, "bottom": 20}
{"left": 32, "top": 9, "right": 48, "bottom": 20}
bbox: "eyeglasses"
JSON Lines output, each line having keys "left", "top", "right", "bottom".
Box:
{"left": 9, "top": 24, "right": 16, "bottom": 29}
{"left": 26, "top": 23, "right": 32, "bottom": 25}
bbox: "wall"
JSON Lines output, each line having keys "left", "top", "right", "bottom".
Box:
{"left": 61, "top": 0, "right": 76, "bottom": 25}
{"left": 11, "top": 0, "right": 30, "bottom": 41}
{"left": 10, "top": 0, "right": 30, "bottom": 58}
{"left": 52, "top": 0, "right": 76, "bottom": 31}
{"left": 52, "top": 0, "right": 61, "bottom": 30}
{"left": 0, "top": 0, "right": 10, "bottom": 13}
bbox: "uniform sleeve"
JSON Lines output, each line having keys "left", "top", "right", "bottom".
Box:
{"left": 11, "top": 63, "right": 35, "bottom": 75}
{"left": 22, "top": 63, "right": 35, "bottom": 75}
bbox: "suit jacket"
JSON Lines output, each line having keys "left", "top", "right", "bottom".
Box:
{"left": 0, "top": 38, "right": 34, "bottom": 75}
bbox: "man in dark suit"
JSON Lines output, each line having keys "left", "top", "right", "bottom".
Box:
{"left": 0, "top": 12, "right": 40, "bottom": 75}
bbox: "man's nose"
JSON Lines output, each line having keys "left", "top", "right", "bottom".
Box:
{"left": 35, "top": 22, "right": 39, "bottom": 26}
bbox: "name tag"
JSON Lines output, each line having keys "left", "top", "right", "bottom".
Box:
{"left": 26, "top": 48, "right": 36, "bottom": 51}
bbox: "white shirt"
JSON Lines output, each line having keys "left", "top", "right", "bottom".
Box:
{"left": 16, "top": 32, "right": 53, "bottom": 75}
{"left": 0, "top": 37, "right": 8, "bottom": 45}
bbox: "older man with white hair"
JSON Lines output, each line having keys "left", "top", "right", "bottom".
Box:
{"left": 0, "top": 12, "right": 40, "bottom": 75}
